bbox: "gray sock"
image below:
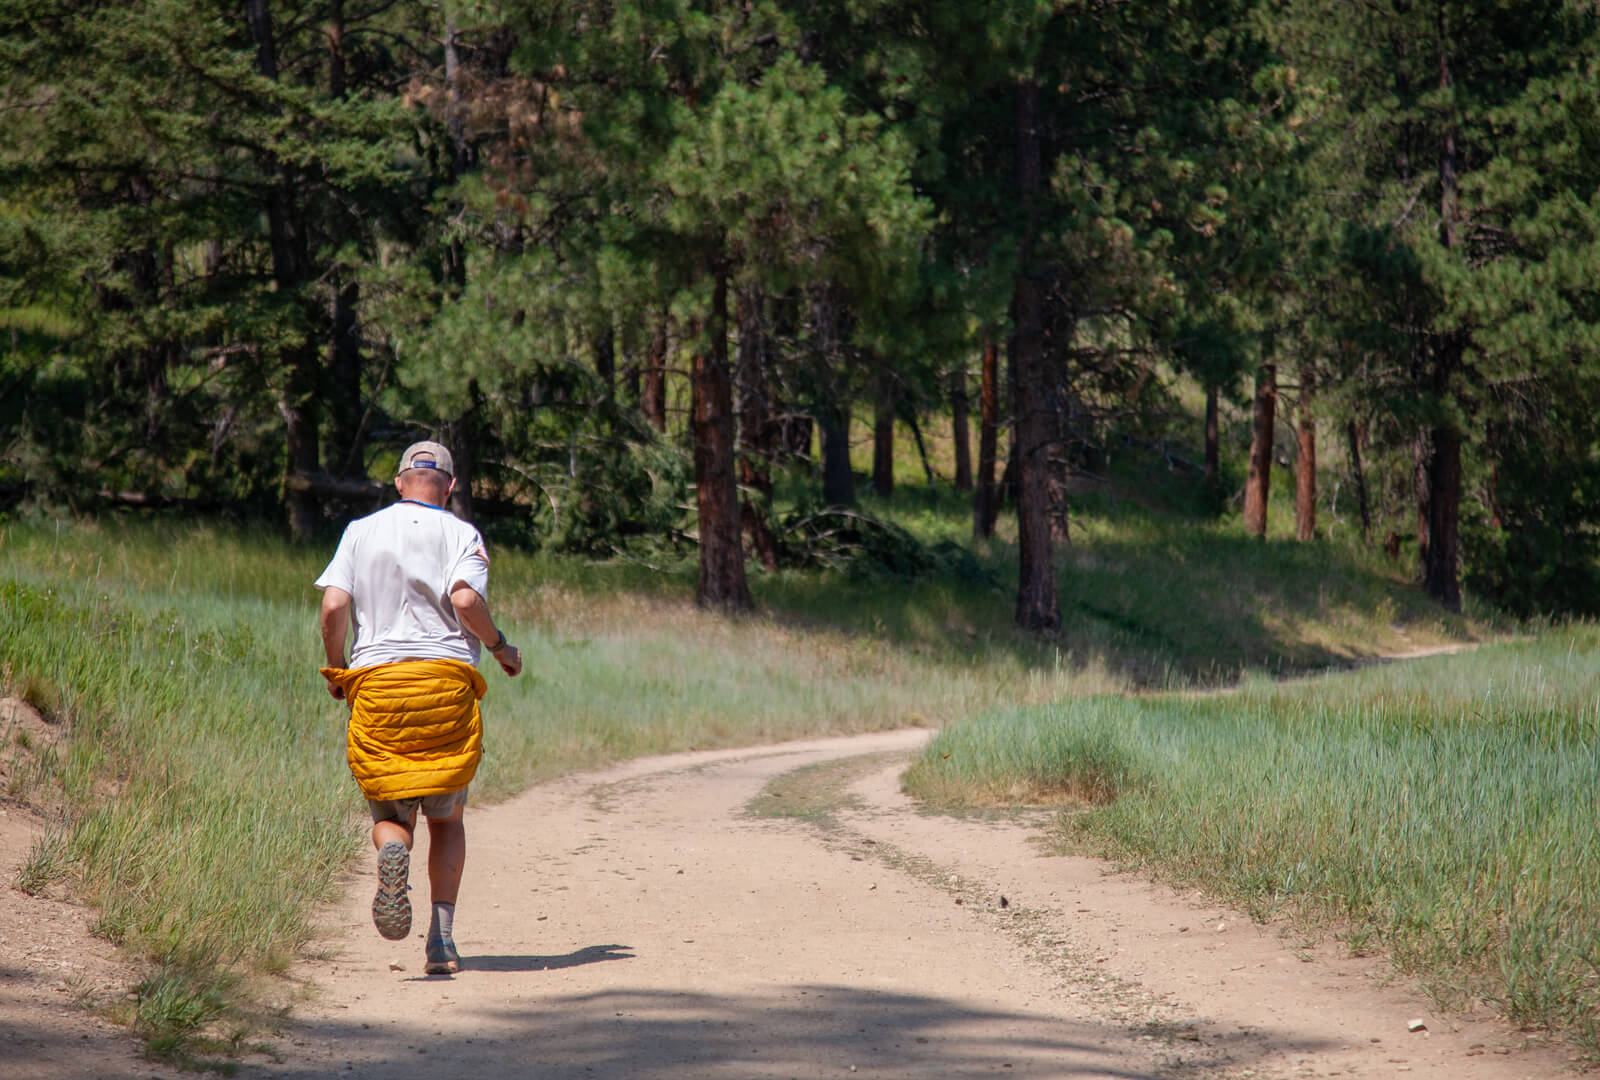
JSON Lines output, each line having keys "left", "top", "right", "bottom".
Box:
{"left": 428, "top": 901, "right": 455, "bottom": 943}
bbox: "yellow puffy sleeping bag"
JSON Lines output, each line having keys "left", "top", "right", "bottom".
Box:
{"left": 320, "top": 659, "right": 487, "bottom": 801}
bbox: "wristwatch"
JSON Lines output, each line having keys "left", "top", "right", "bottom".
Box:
{"left": 489, "top": 629, "right": 510, "bottom": 653}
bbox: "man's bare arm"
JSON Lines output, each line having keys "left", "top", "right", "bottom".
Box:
{"left": 319, "top": 587, "right": 353, "bottom": 699}
{"left": 449, "top": 583, "right": 523, "bottom": 677}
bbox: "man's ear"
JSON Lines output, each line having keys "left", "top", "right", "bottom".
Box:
{"left": 447, "top": 476, "right": 457, "bottom": 498}
{"left": 394, "top": 476, "right": 405, "bottom": 495}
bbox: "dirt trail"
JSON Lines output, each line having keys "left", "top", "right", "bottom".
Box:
{"left": 230, "top": 729, "right": 1568, "bottom": 1080}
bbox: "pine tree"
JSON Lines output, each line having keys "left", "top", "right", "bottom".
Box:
{"left": 1281, "top": 0, "right": 1600, "bottom": 611}
{"left": 0, "top": 0, "right": 425, "bottom": 535}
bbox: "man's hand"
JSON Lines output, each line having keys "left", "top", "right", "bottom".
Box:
{"left": 325, "top": 678, "right": 347, "bottom": 701}
{"left": 491, "top": 643, "right": 523, "bottom": 678}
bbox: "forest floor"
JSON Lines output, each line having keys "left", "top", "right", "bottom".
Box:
{"left": 4, "top": 720, "right": 1578, "bottom": 1079}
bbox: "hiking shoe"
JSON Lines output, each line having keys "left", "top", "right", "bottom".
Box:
{"left": 372, "top": 840, "right": 412, "bottom": 941}
{"left": 424, "top": 935, "right": 460, "bottom": 975}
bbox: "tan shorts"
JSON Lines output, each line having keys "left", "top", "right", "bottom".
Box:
{"left": 367, "top": 786, "right": 468, "bottom": 825}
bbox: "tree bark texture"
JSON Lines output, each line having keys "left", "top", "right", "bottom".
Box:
{"left": 736, "top": 290, "right": 779, "bottom": 571}
{"left": 1011, "top": 76, "right": 1060, "bottom": 631}
{"left": 1242, "top": 363, "right": 1276, "bottom": 538}
{"left": 973, "top": 336, "right": 1000, "bottom": 539}
{"left": 951, "top": 364, "right": 972, "bottom": 492}
{"left": 693, "top": 260, "right": 752, "bottom": 612}
{"left": 1295, "top": 364, "right": 1315, "bottom": 542}
{"left": 872, "top": 367, "right": 895, "bottom": 497}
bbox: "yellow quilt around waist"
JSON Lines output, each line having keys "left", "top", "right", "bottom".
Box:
{"left": 321, "top": 659, "right": 487, "bottom": 801}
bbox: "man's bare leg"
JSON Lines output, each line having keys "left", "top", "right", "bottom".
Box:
{"left": 425, "top": 804, "right": 466, "bottom": 903}
{"left": 423, "top": 804, "right": 466, "bottom": 973}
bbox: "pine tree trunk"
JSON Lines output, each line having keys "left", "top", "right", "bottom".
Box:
{"left": 820, "top": 406, "right": 854, "bottom": 506}
{"left": 1045, "top": 374, "right": 1069, "bottom": 544}
{"left": 1242, "top": 363, "right": 1276, "bottom": 538}
{"left": 248, "top": 0, "right": 321, "bottom": 542}
{"left": 1346, "top": 420, "right": 1371, "bottom": 543}
{"left": 327, "top": 0, "right": 347, "bottom": 98}
{"left": 1487, "top": 456, "right": 1504, "bottom": 531}
{"left": 872, "top": 368, "right": 895, "bottom": 497}
{"left": 446, "top": 379, "right": 479, "bottom": 524}
{"left": 766, "top": 292, "right": 808, "bottom": 463}
{"left": 810, "top": 284, "right": 854, "bottom": 506}
{"left": 1000, "top": 436, "right": 1018, "bottom": 509}
{"left": 1425, "top": 425, "right": 1462, "bottom": 611}
{"left": 324, "top": 6, "right": 365, "bottom": 486}
{"left": 1011, "top": 76, "right": 1060, "bottom": 631}
{"left": 1295, "top": 363, "right": 1316, "bottom": 542}
{"left": 642, "top": 311, "right": 668, "bottom": 433}
{"left": 439, "top": 19, "right": 471, "bottom": 521}
{"left": 1204, "top": 382, "right": 1219, "bottom": 484}
{"left": 119, "top": 240, "right": 172, "bottom": 451}
{"left": 280, "top": 355, "right": 321, "bottom": 542}
{"left": 973, "top": 336, "right": 1000, "bottom": 539}
{"left": 906, "top": 408, "right": 937, "bottom": 491}
{"left": 1414, "top": 430, "right": 1432, "bottom": 569}
{"left": 441, "top": 19, "right": 470, "bottom": 289}
{"left": 693, "top": 258, "right": 752, "bottom": 612}
{"left": 736, "top": 290, "right": 779, "bottom": 571}
{"left": 1423, "top": 26, "right": 1463, "bottom": 612}
{"left": 329, "top": 274, "right": 364, "bottom": 477}
{"left": 951, "top": 364, "right": 972, "bottom": 492}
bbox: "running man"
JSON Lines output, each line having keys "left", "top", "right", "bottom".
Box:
{"left": 315, "top": 440, "right": 523, "bottom": 974}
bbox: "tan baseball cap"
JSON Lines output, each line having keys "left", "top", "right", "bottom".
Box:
{"left": 396, "top": 440, "right": 454, "bottom": 477}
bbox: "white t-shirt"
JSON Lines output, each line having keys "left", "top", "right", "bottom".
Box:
{"left": 314, "top": 500, "right": 492, "bottom": 668}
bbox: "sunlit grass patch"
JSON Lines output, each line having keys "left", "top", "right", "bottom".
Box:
{"left": 907, "top": 631, "right": 1600, "bottom": 1047}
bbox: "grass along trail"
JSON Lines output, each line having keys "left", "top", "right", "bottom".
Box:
{"left": 0, "top": 521, "right": 1528, "bottom": 1072}
{"left": 249, "top": 730, "right": 1567, "bottom": 1080}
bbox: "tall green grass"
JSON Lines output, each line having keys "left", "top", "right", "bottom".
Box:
{"left": 0, "top": 496, "right": 1497, "bottom": 1061}
{"left": 907, "top": 632, "right": 1600, "bottom": 1046}
{"left": 0, "top": 517, "right": 1092, "bottom": 1059}
{"left": 0, "top": 574, "right": 356, "bottom": 1056}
